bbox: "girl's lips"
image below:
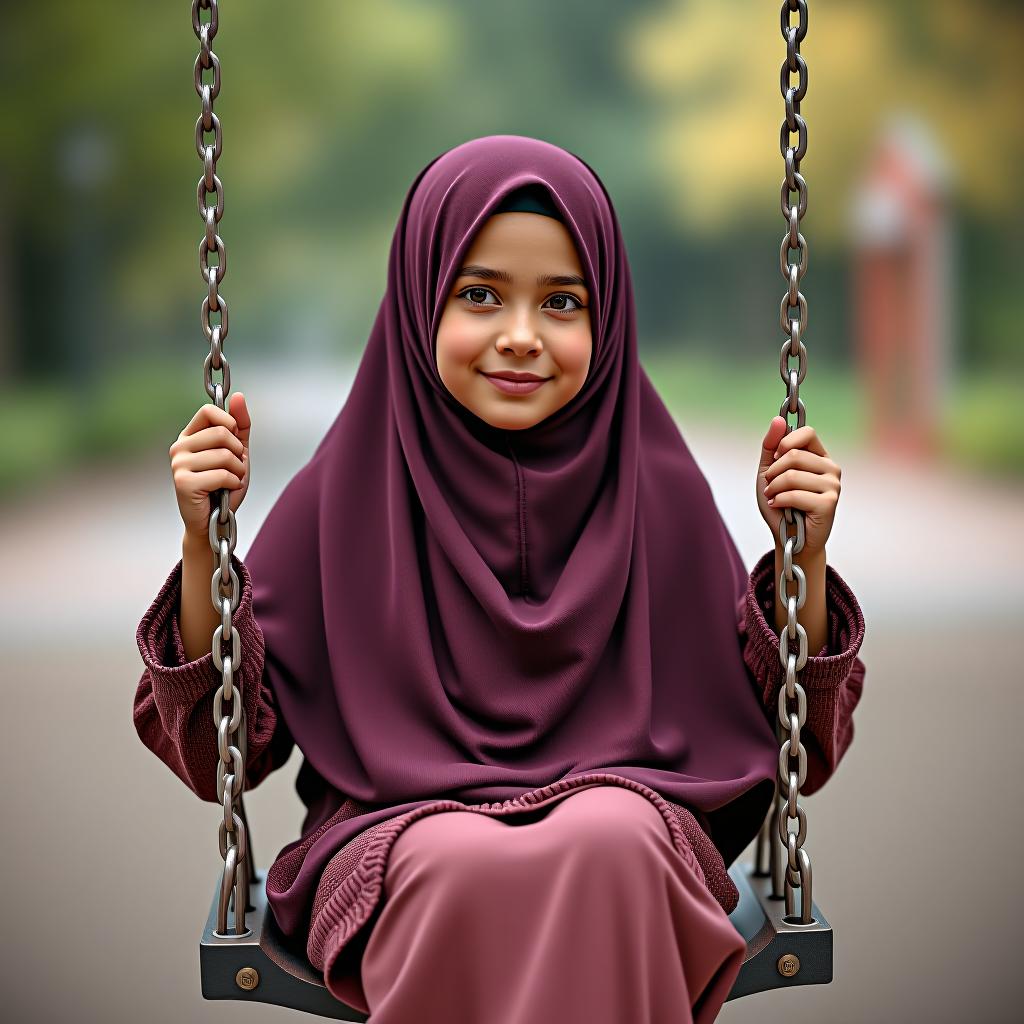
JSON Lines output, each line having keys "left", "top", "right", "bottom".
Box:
{"left": 481, "top": 372, "right": 549, "bottom": 395}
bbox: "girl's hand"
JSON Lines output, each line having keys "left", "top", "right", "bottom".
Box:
{"left": 756, "top": 416, "right": 841, "bottom": 559}
{"left": 170, "top": 392, "right": 251, "bottom": 542}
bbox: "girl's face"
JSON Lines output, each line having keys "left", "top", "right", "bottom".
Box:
{"left": 435, "top": 211, "right": 592, "bottom": 431}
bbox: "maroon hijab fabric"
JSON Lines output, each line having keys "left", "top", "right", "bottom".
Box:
{"left": 246, "top": 134, "right": 780, "bottom": 933}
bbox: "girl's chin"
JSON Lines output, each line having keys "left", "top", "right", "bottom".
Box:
{"left": 472, "top": 400, "right": 549, "bottom": 430}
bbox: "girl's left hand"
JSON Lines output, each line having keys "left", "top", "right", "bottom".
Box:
{"left": 756, "top": 416, "right": 841, "bottom": 558}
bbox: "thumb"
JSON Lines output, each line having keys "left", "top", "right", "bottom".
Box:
{"left": 229, "top": 391, "right": 251, "bottom": 445}
{"left": 759, "top": 416, "right": 788, "bottom": 472}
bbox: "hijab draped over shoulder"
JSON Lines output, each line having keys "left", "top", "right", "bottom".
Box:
{"left": 245, "top": 134, "right": 780, "bottom": 878}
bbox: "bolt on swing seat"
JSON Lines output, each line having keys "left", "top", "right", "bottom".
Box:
{"left": 188, "top": 0, "right": 832, "bottom": 1016}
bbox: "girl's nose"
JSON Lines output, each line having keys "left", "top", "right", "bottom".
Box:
{"left": 497, "top": 331, "right": 542, "bottom": 356}
{"left": 499, "top": 309, "right": 543, "bottom": 354}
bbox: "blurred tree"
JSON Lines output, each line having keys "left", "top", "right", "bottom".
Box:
{"left": 625, "top": 0, "right": 1024, "bottom": 239}
{"left": 0, "top": 0, "right": 1018, "bottom": 387}
{"left": 0, "top": 0, "right": 459, "bottom": 373}
{"left": 625, "top": 0, "right": 1023, "bottom": 372}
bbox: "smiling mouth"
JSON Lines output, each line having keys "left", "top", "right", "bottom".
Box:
{"left": 480, "top": 370, "right": 551, "bottom": 395}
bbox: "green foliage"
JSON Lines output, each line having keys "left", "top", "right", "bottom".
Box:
{"left": 642, "top": 347, "right": 864, "bottom": 445}
{"left": 645, "top": 348, "right": 1024, "bottom": 480}
{"left": 0, "top": 361, "right": 197, "bottom": 499}
{"left": 943, "top": 376, "right": 1024, "bottom": 477}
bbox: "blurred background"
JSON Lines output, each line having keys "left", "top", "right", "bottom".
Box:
{"left": 1, "top": 1, "right": 1020, "bottom": 1022}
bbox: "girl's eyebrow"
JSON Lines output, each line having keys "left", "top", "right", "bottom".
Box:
{"left": 457, "top": 264, "right": 587, "bottom": 289}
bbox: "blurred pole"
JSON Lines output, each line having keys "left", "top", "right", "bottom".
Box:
{"left": 57, "top": 119, "right": 113, "bottom": 421}
{"left": 0, "top": 176, "right": 13, "bottom": 385}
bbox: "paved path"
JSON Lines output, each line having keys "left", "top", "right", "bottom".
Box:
{"left": 1, "top": 356, "right": 1021, "bottom": 1022}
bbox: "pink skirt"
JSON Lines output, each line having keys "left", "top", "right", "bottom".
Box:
{"left": 330, "top": 783, "right": 746, "bottom": 1023}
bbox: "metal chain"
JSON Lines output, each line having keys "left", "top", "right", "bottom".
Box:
{"left": 188, "top": 0, "right": 815, "bottom": 941}
{"left": 757, "top": 0, "right": 815, "bottom": 926}
{"left": 193, "top": 0, "right": 251, "bottom": 938}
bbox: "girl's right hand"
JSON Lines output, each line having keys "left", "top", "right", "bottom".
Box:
{"left": 170, "top": 392, "right": 251, "bottom": 541}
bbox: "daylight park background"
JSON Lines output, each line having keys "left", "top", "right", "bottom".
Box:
{"left": 1, "top": 2, "right": 1021, "bottom": 1022}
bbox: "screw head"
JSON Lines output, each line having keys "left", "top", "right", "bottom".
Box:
{"left": 235, "top": 966, "right": 260, "bottom": 991}
{"left": 777, "top": 952, "right": 801, "bottom": 978}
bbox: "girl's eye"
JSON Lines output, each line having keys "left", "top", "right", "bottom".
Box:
{"left": 457, "top": 287, "right": 586, "bottom": 313}
{"left": 544, "top": 293, "right": 585, "bottom": 313}
{"left": 459, "top": 286, "right": 501, "bottom": 307}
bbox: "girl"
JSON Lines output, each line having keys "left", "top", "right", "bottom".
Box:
{"left": 135, "top": 134, "right": 866, "bottom": 1023}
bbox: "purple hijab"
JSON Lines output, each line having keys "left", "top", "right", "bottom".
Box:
{"left": 247, "top": 134, "right": 780, "bottom": 937}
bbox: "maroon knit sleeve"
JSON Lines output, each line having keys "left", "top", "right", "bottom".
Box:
{"left": 133, "top": 552, "right": 295, "bottom": 803}
{"left": 738, "top": 548, "right": 866, "bottom": 795}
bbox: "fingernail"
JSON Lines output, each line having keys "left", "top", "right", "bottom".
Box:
{"left": 767, "top": 497, "right": 774, "bottom": 504}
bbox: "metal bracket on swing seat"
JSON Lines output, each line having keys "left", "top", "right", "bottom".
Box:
{"left": 725, "top": 860, "right": 833, "bottom": 1000}
{"left": 200, "top": 868, "right": 369, "bottom": 1020}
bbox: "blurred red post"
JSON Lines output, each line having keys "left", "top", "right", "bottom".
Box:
{"left": 850, "top": 114, "right": 956, "bottom": 460}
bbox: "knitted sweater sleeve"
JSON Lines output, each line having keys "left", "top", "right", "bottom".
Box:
{"left": 133, "top": 553, "right": 295, "bottom": 803}
{"left": 738, "top": 548, "right": 866, "bottom": 795}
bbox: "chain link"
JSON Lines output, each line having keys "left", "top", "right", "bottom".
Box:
{"left": 192, "top": 0, "right": 251, "bottom": 939}
{"left": 758, "top": 0, "right": 816, "bottom": 926}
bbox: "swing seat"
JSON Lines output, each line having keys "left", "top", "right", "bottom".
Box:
{"left": 198, "top": 860, "right": 833, "bottom": 1018}
{"left": 725, "top": 859, "right": 833, "bottom": 1000}
{"left": 200, "top": 868, "right": 367, "bottom": 1021}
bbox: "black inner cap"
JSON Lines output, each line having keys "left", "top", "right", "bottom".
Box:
{"left": 493, "top": 183, "right": 563, "bottom": 221}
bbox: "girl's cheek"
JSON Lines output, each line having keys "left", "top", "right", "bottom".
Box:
{"left": 436, "top": 316, "right": 486, "bottom": 367}
{"left": 558, "top": 326, "right": 593, "bottom": 377}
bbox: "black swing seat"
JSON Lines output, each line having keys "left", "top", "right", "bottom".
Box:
{"left": 199, "top": 861, "right": 833, "bottom": 1019}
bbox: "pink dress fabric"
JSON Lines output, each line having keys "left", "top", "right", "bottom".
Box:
{"left": 346, "top": 783, "right": 746, "bottom": 1024}
{"left": 314, "top": 772, "right": 747, "bottom": 1019}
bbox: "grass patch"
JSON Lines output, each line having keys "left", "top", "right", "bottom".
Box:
{"left": 942, "top": 375, "right": 1024, "bottom": 477}
{"left": 0, "top": 359, "right": 204, "bottom": 500}
{"left": 641, "top": 348, "right": 864, "bottom": 444}
{"left": 643, "top": 347, "right": 1023, "bottom": 479}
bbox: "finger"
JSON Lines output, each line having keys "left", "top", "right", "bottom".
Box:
{"left": 766, "top": 488, "right": 836, "bottom": 512}
{"left": 190, "top": 468, "right": 244, "bottom": 494}
{"left": 763, "top": 449, "right": 833, "bottom": 484}
{"left": 182, "top": 447, "right": 246, "bottom": 479}
{"left": 191, "top": 424, "right": 244, "bottom": 458}
{"left": 178, "top": 424, "right": 244, "bottom": 458}
{"left": 181, "top": 401, "right": 238, "bottom": 439}
{"left": 764, "top": 468, "right": 833, "bottom": 500}
{"left": 774, "top": 424, "right": 828, "bottom": 460}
